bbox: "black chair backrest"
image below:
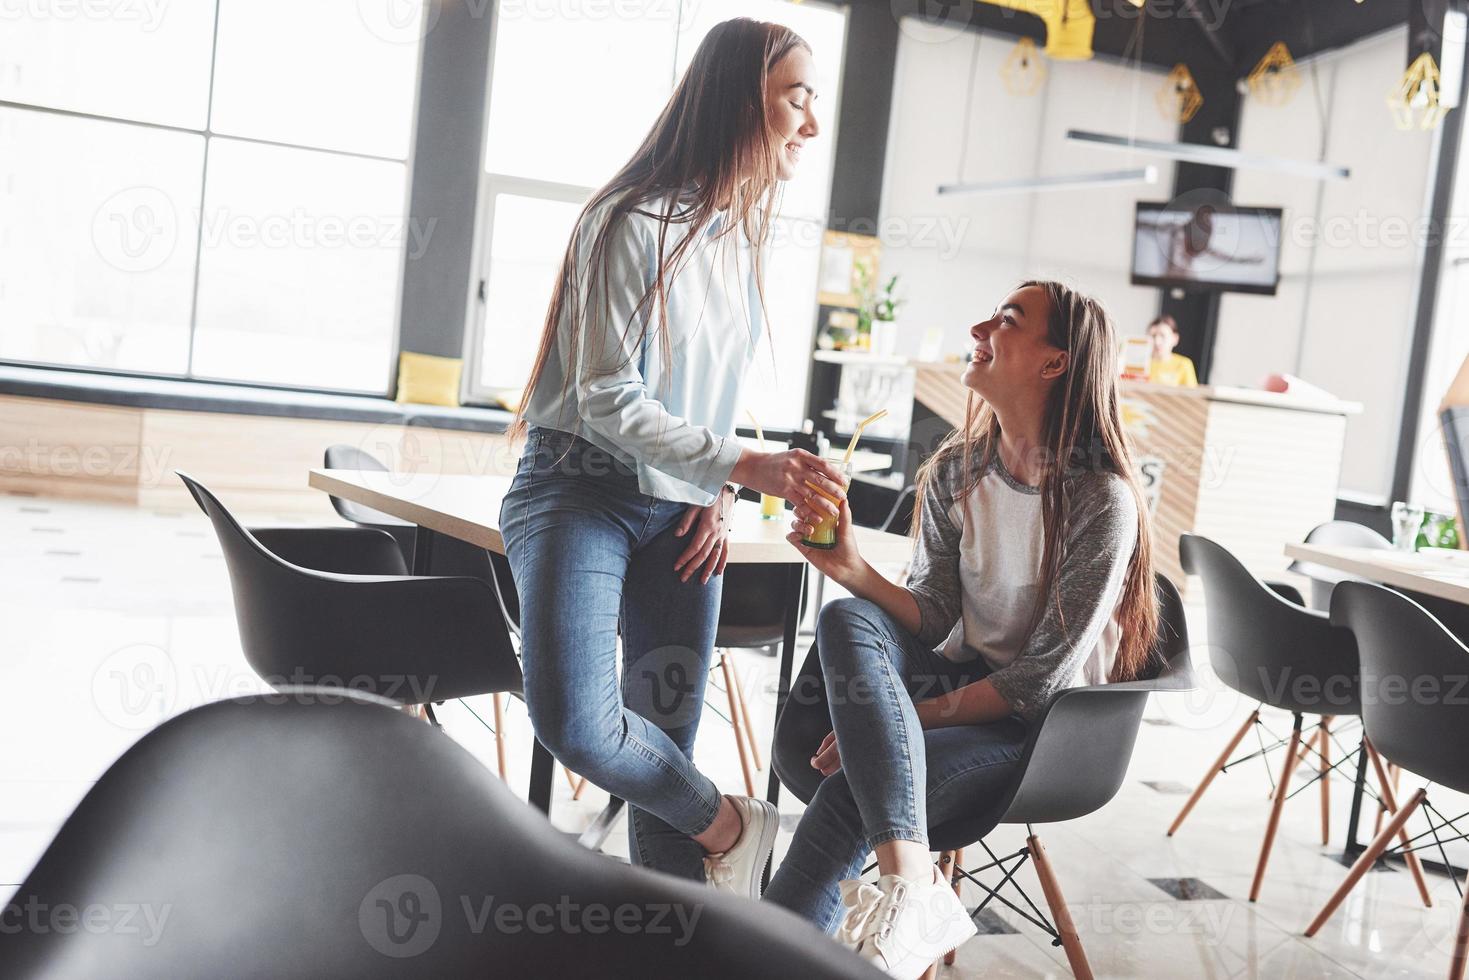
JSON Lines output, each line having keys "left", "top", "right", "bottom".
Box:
{"left": 983, "top": 572, "right": 1192, "bottom": 830}
{"left": 1289, "top": 520, "right": 1393, "bottom": 611}
{"left": 773, "top": 573, "right": 1193, "bottom": 843}
{"left": 178, "top": 471, "right": 521, "bottom": 703}
{"left": 2, "top": 694, "right": 881, "bottom": 979}
{"left": 323, "top": 443, "right": 409, "bottom": 529}
{"left": 1330, "top": 581, "right": 1469, "bottom": 793}
{"left": 1180, "top": 533, "right": 1360, "bottom": 715}
{"left": 715, "top": 565, "right": 806, "bottom": 650}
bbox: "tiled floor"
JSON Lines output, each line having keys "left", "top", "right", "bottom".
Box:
{"left": 3, "top": 490, "right": 1466, "bottom": 977}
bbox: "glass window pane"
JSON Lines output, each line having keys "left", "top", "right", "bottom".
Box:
{"left": 477, "top": 192, "right": 586, "bottom": 391}
{"left": 674, "top": 0, "right": 846, "bottom": 222}
{"left": 0, "top": 108, "right": 201, "bottom": 374}
{"left": 190, "top": 138, "right": 406, "bottom": 392}
{"left": 740, "top": 217, "right": 821, "bottom": 428}
{"left": 485, "top": 3, "right": 678, "bottom": 185}
{"left": 0, "top": 1, "right": 216, "bottom": 128}
{"left": 210, "top": 0, "right": 423, "bottom": 158}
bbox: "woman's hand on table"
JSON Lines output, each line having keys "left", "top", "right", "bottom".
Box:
{"left": 810, "top": 730, "right": 842, "bottom": 777}
{"left": 787, "top": 496, "right": 866, "bottom": 585}
{"left": 730, "top": 448, "right": 846, "bottom": 507}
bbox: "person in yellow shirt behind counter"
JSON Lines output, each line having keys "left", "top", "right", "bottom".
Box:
{"left": 1146, "top": 314, "right": 1198, "bottom": 387}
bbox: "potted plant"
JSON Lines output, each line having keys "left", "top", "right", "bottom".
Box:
{"left": 855, "top": 261, "right": 903, "bottom": 356}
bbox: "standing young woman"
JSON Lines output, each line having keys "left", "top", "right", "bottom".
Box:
{"left": 500, "top": 18, "right": 846, "bottom": 895}
{"left": 764, "top": 281, "right": 1159, "bottom": 978}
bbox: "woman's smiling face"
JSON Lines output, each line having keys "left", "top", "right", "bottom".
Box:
{"left": 764, "top": 46, "right": 820, "bottom": 181}
{"left": 961, "top": 284, "right": 1069, "bottom": 402}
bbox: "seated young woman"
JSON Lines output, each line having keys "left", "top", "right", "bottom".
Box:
{"left": 763, "top": 280, "right": 1159, "bottom": 979}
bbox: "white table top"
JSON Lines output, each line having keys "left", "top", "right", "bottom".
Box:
{"left": 309, "top": 468, "right": 916, "bottom": 565}
{"left": 1284, "top": 543, "right": 1469, "bottom": 605}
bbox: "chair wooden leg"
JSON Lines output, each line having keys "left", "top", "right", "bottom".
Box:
{"left": 727, "top": 654, "right": 763, "bottom": 771}
{"left": 1450, "top": 872, "right": 1469, "bottom": 980}
{"left": 572, "top": 774, "right": 589, "bottom": 800}
{"left": 1250, "top": 715, "right": 1303, "bottom": 902}
{"left": 1305, "top": 787, "right": 1427, "bottom": 936}
{"left": 1318, "top": 717, "right": 1331, "bottom": 846}
{"left": 1029, "top": 834, "right": 1093, "bottom": 980}
{"left": 943, "top": 848, "right": 964, "bottom": 967}
{"left": 720, "top": 653, "right": 757, "bottom": 797}
{"left": 1364, "top": 740, "right": 1433, "bottom": 908}
{"left": 562, "top": 765, "right": 579, "bottom": 792}
{"left": 1372, "top": 762, "right": 1401, "bottom": 837}
{"left": 1168, "top": 709, "right": 1260, "bottom": 836}
{"left": 492, "top": 693, "right": 509, "bottom": 781}
{"left": 918, "top": 963, "right": 939, "bottom": 980}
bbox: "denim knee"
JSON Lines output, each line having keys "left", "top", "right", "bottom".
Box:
{"left": 525, "top": 690, "right": 621, "bottom": 778}
{"left": 817, "top": 597, "right": 888, "bottom": 659}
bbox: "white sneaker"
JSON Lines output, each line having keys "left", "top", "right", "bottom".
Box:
{"left": 836, "top": 865, "right": 977, "bottom": 980}
{"left": 703, "top": 795, "right": 779, "bottom": 899}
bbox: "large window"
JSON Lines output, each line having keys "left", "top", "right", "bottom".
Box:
{"left": 0, "top": 0, "right": 424, "bottom": 393}
{"left": 468, "top": 0, "right": 847, "bottom": 427}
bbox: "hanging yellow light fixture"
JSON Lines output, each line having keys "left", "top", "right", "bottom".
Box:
{"left": 1157, "top": 63, "right": 1203, "bottom": 123}
{"left": 979, "top": 0, "right": 1095, "bottom": 60}
{"left": 1247, "top": 41, "right": 1303, "bottom": 106}
{"left": 1001, "top": 37, "right": 1047, "bottom": 95}
{"left": 1387, "top": 51, "right": 1451, "bottom": 129}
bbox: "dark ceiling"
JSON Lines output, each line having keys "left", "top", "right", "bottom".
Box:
{"left": 891, "top": 0, "right": 1413, "bottom": 86}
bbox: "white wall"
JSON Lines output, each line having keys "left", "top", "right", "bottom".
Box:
{"left": 1211, "top": 28, "right": 1436, "bottom": 502}
{"left": 877, "top": 18, "right": 1176, "bottom": 360}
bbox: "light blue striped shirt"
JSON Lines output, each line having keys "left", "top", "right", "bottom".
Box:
{"left": 521, "top": 192, "right": 763, "bottom": 506}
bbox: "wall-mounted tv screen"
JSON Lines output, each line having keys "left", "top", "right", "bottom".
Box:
{"left": 1131, "top": 201, "right": 1283, "bottom": 296}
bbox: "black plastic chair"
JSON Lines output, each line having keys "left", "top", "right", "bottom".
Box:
{"left": 323, "top": 444, "right": 520, "bottom": 631}
{"left": 0, "top": 692, "right": 883, "bottom": 980}
{"left": 772, "top": 574, "right": 1194, "bottom": 978}
{"left": 1305, "top": 582, "right": 1469, "bottom": 980}
{"left": 1171, "top": 533, "right": 1434, "bottom": 906}
{"left": 176, "top": 470, "right": 554, "bottom": 812}
{"left": 1287, "top": 520, "right": 1393, "bottom": 612}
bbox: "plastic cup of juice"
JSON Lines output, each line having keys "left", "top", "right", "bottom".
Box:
{"left": 800, "top": 464, "right": 851, "bottom": 550}
{"left": 760, "top": 492, "right": 783, "bottom": 520}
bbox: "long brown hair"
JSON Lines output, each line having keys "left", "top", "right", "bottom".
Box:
{"left": 914, "top": 280, "right": 1159, "bottom": 682}
{"left": 511, "top": 18, "right": 809, "bottom": 439}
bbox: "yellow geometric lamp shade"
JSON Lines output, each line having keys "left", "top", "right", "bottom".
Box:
{"left": 1001, "top": 37, "right": 1047, "bottom": 96}
{"left": 1158, "top": 63, "right": 1204, "bottom": 124}
{"left": 1388, "top": 52, "right": 1452, "bottom": 130}
{"left": 1247, "top": 41, "right": 1302, "bottom": 106}
{"left": 394, "top": 351, "right": 463, "bottom": 407}
{"left": 980, "top": 0, "right": 1095, "bottom": 61}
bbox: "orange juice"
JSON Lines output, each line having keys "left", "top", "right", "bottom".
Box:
{"left": 760, "top": 492, "right": 783, "bottom": 520}
{"left": 800, "top": 464, "right": 851, "bottom": 550}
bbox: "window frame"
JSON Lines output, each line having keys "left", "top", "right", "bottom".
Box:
{"left": 0, "top": 0, "right": 424, "bottom": 398}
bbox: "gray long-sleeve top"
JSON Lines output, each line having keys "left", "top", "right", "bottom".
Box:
{"left": 905, "top": 450, "right": 1140, "bottom": 722}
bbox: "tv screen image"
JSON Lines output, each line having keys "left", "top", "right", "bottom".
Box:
{"left": 1131, "top": 202, "right": 1284, "bottom": 295}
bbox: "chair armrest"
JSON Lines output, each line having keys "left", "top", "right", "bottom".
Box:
{"left": 249, "top": 526, "right": 408, "bottom": 576}
{"left": 1263, "top": 580, "right": 1306, "bottom": 606}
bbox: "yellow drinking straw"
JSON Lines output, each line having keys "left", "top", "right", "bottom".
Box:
{"left": 800, "top": 409, "right": 888, "bottom": 548}
{"left": 746, "top": 409, "right": 767, "bottom": 450}
{"left": 842, "top": 409, "right": 888, "bottom": 465}
{"left": 748, "top": 410, "right": 784, "bottom": 519}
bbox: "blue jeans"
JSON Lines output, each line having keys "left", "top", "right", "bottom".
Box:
{"left": 500, "top": 426, "right": 725, "bottom": 881}
{"left": 765, "top": 597, "right": 1030, "bottom": 932}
